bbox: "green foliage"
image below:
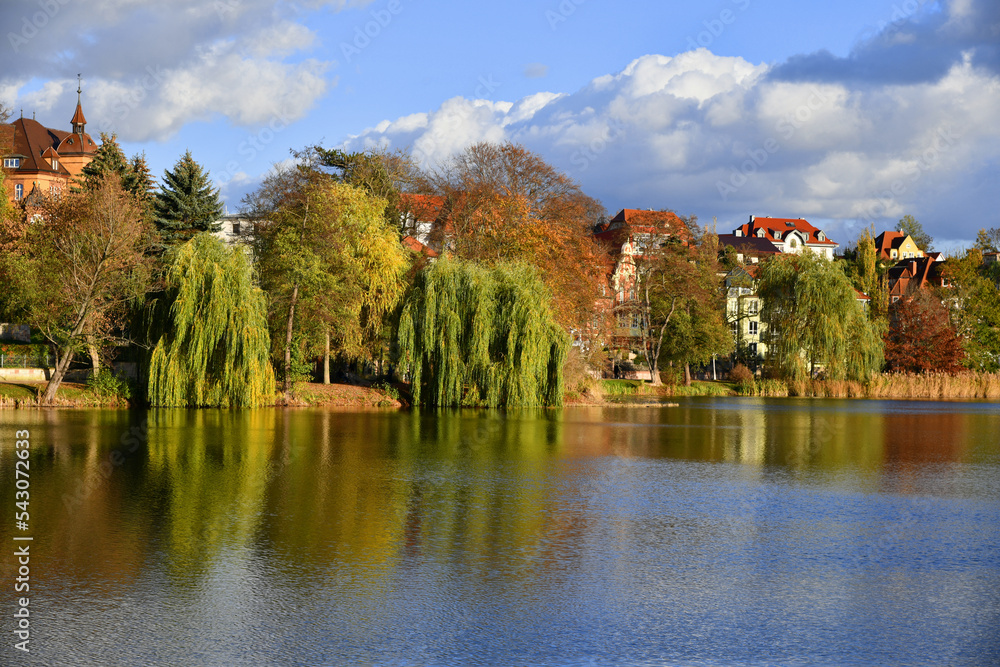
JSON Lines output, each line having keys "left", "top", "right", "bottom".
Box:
{"left": 974, "top": 227, "right": 1000, "bottom": 253}
{"left": 758, "top": 252, "right": 884, "bottom": 382}
{"left": 79, "top": 133, "right": 155, "bottom": 202}
{"left": 896, "top": 214, "right": 933, "bottom": 252}
{"left": 153, "top": 150, "right": 223, "bottom": 245}
{"left": 373, "top": 380, "right": 400, "bottom": 402}
{"left": 252, "top": 172, "right": 408, "bottom": 388}
{"left": 397, "top": 258, "right": 568, "bottom": 407}
{"left": 87, "top": 369, "right": 133, "bottom": 400}
{"left": 941, "top": 250, "right": 1000, "bottom": 371}
{"left": 147, "top": 234, "right": 275, "bottom": 407}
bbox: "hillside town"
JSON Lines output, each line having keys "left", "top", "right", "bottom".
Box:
{"left": 2, "top": 95, "right": 999, "bottom": 406}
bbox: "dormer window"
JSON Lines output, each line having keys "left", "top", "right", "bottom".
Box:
{"left": 774, "top": 231, "right": 781, "bottom": 240}
{"left": 51, "top": 158, "right": 59, "bottom": 170}
{"left": 817, "top": 232, "right": 825, "bottom": 241}
{"left": 3, "top": 158, "right": 19, "bottom": 168}
{"left": 757, "top": 229, "right": 765, "bottom": 238}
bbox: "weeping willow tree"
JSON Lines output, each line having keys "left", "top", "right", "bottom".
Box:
{"left": 758, "top": 252, "right": 883, "bottom": 382}
{"left": 146, "top": 234, "right": 275, "bottom": 407}
{"left": 397, "top": 258, "right": 568, "bottom": 407}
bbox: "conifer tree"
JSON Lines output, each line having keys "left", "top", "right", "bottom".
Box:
{"left": 79, "top": 133, "right": 154, "bottom": 202}
{"left": 153, "top": 150, "right": 223, "bottom": 245}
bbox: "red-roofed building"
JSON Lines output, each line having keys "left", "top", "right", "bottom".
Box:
{"left": 3, "top": 78, "right": 98, "bottom": 205}
{"left": 399, "top": 193, "right": 447, "bottom": 250}
{"left": 731, "top": 215, "right": 838, "bottom": 259}
{"left": 873, "top": 230, "right": 925, "bottom": 262}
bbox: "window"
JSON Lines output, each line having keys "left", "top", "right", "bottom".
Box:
{"left": 51, "top": 158, "right": 59, "bottom": 170}
{"left": 3, "top": 158, "right": 20, "bottom": 168}
{"left": 730, "top": 320, "right": 739, "bottom": 337}
{"left": 14, "top": 183, "right": 23, "bottom": 200}
{"left": 892, "top": 296, "right": 900, "bottom": 303}
{"left": 749, "top": 321, "right": 759, "bottom": 336}
{"left": 749, "top": 343, "right": 758, "bottom": 356}
{"left": 748, "top": 300, "right": 759, "bottom": 315}
{"left": 232, "top": 221, "right": 241, "bottom": 236}
{"left": 789, "top": 238, "right": 798, "bottom": 249}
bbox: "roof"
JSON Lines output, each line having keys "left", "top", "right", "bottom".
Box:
{"left": 594, "top": 208, "right": 692, "bottom": 253}
{"left": 71, "top": 101, "right": 87, "bottom": 126}
{"left": 886, "top": 256, "right": 946, "bottom": 295}
{"left": 6, "top": 117, "right": 96, "bottom": 173}
{"left": 717, "top": 234, "right": 781, "bottom": 256}
{"left": 854, "top": 288, "right": 871, "bottom": 301}
{"left": 401, "top": 235, "right": 439, "bottom": 258}
{"left": 733, "top": 216, "right": 838, "bottom": 247}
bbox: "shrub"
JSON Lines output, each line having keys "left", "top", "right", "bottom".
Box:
{"left": 87, "top": 369, "right": 133, "bottom": 400}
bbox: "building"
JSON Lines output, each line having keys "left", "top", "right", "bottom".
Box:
{"left": 592, "top": 209, "right": 692, "bottom": 373}
{"left": 716, "top": 234, "right": 781, "bottom": 264}
{"left": 3, "top": 78, "right": 97, "bottom": 205}
{"left": 873, "top": 230, "right": 924, "bottom": 262}
{"left": 730, "top": 216, "right": 838, "bottom": 259}
{"left": 887, "top": 255, "right": 948, "bottom": 302}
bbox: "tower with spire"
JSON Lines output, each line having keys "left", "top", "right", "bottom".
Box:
{"left": 3, "top": 73, "right": 99, "bottom": 205}
{"left": 71, "top": 74, "right": 87, "bottom": 135}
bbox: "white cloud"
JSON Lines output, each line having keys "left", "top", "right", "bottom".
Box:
{"left": 2, "top": 1, "right": 336, "bottom": 141}
{"left": 342, "top": 48, "right": 1000, "bottom": 243}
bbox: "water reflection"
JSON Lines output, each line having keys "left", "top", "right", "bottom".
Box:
{"left": 1, "top": 399, "right": 998, "bottom": 665}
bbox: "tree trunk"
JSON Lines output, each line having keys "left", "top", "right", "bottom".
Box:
{"left": 323, "top": 328, "right": 331, "bottom": 385}
{"left": 283, "top": 283, "right": 299, "bottom": 394}
{"left": 41, "top": 348, "right": 76, "bottom": 405}
{"left": 88, "top": 341, "right": 100, "bottom": 375}
{"left": 684, "top": 362, "right": 692, "bottom": 387}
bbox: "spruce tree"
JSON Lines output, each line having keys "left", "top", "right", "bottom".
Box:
{"left": 153, "top": 150, "right": 224, "bottom": 245}
{"left": 79, "top": 133, "right": 154, "bottom": 203}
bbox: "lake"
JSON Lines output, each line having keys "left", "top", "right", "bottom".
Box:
{"left": 2, "top": 398, "right": 999, "bottom": 666}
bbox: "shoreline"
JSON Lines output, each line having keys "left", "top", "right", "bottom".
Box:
{"left": 4, "top": 373, "right": 999, "bottom": 409}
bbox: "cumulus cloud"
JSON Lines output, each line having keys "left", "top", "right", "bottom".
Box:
{"left": 343, "top": 1, "right": 1000, "bottom": 243}
{"left": 1, "top": 0, "right": 339, "bottom": 140}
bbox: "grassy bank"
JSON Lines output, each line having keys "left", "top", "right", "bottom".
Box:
{"left": 0, "top": 380, "right": 402, "bottom": 409}
{"left": 0, "top": 382, "right": 131, "bottom": 408}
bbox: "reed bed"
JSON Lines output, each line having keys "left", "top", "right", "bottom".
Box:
{"left": 735, "top": 372, "right": 1000, "bottom": 400}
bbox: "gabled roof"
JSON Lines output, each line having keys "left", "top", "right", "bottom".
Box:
{"left": 6, "top": 117, "right": 96, "bottom": 173}
{"left": 593, "top": 208, "right": 691, "bottom": 253}
{"left": 717, "top": 234, "right": 781, "bottom": 256}
{"left": 733, "top": 216, "right": 837, "bottom": 247}
{"left": 887, "top": 256, "right": 947, "bottom": 295}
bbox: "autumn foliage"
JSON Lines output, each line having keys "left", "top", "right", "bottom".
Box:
{"left": 884, "top": 290, "right": 965, "bottom": 374}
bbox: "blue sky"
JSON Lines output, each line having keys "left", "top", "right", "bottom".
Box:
{"left": 3, "top": 0, "right": 998, "bottom": 250}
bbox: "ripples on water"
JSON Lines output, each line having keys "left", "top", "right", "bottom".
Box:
{"left": 1, "top": 398, "right": 999, "bottom": 665}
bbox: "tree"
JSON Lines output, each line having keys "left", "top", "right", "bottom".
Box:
{"left": 313, "top": 145, "right": 421, "bottom": 231}
{"left": 884, "top": 290, "right": 964, "bottom": 373}
{"left": 638, "top": 231, "right": 731, "bottom": 385}
{"left": 974, "top": 227, "right": 1000, "bottom": 253}
{"left": 145, "top": 234, "right": 274, "bottom": 407}
{"left": 249, "top": 163, "right": 408, "bottom": 392}
{"left": 79, "top": 133, "right": 155, "bottom": 202}
{"left": 850, "top": 228, "right": 889, "bottom": 322}
{"left": 424, "top": 142, "right": 605, "bottom": 330}
{"left": 940, "top": 249, "right": 1000, "bottom": 371}
{"left": 896, "top": 214, "right": 933, "bottom": 252}
{"left": 758, "top": 252, "right": 884, "bottom": 382}
{"left": 6, "top": 173, "right": 153, "bottom": 404}
{"left": 153, "top": 150, "right": 224, "bottom": 245}
{"left": 397, "top": 258, "right": 567, "bottom": 407}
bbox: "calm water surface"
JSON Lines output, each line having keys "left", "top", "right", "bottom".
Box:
{"left": 1, "top": 398, "right": 999, "bottom": 666}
